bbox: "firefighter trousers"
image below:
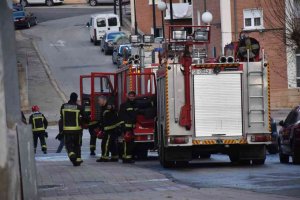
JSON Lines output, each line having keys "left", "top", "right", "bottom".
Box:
{"left": 101, "top": 131, "right": 118, "bottom": 160}
{"left": 65, "top": 133, "right": 82, "bottom": 163}
{"left": 88, "top": 127, "right": 97, "bottom": 152}
{"left": 123, "top": 141, "right": 134, "bottom": 160}
{"left": 33, "top": 132, "right": 47, "bottom": 153}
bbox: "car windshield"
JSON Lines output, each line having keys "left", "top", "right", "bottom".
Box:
{"left": 119, "top": 46, "right": 131, "bottom": 55}
{"left": 108, "top": 17, "right": 118, "bottom": 26}
{"left": 96, "top": 18, "right": 106, "bottom": 27}
{"left": 13, "top": 11, "right": 25, "bottom": 18}
{"left": 107, "top": 32, "right": 125, "bottom": 40}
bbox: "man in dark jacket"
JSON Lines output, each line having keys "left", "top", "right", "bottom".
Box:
{"left": 29, "top": 105, "right": 48, "bottom": 154}
{"left": 60, "top": 92, "right": 86, "bottom": 166}
{"left": 119, "top": 91, "right": 138, "bottom": 163}
{"left": 96, "top": 96, "right": 119, "bottom": 162}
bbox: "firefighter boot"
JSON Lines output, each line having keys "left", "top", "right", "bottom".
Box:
{"left": 76, "top": 158, "right": 83, "bottom": 166}
{"left": 90, "top": 150, "right": 96, "bottom": 156}
{"left": 42, "top": 145, "right": 47, "bottom": 154}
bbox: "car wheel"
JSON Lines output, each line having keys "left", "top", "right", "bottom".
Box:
{"left": 279, "top": 146, "right": 289, "bottom": 163}
{"left": 21, "top": 0, "right": 28, "bottom": 7}
{"left": 27, "top": 22, "right": 31, "bottom": 29}
{"left": 292, "top": 151, "right": 300, "bottom": 164}
{"left": 46, "top": 0, "right": 54, "bottom": 6}
{"left": 93, "top": 38, "right": 97, "bottom": 46}
{"left": 104, "top": 48, "right": 109, "bottom": 55}
{"left": 89, "top": 0, "right": 97, "bottom": 6}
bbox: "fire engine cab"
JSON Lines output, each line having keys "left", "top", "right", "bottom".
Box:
{"left": 80, "top": 64, "right": 157, "bottom": 159}
{"left": 156, "top": 25, "right": 271, "bottom": 167}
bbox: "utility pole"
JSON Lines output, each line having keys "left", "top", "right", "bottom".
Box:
{"left": 113, "top": 0, "right": 117, "bottom": 14}
{"left": 170, "top": 0, "right": 174, "bottom": 25}
{"left": 204, "top": 0, "right": 207, "bottom": 11}
{"left": 134, "top": 0, "right": 138, "bottom": 34}
{"left": 119, "top": 0, "right": 123, "bottom": 26}
{"left": 152, "top": 0, "right": 157, "bottom": 37}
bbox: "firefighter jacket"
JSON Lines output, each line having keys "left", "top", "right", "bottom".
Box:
{"left": 60, "top": 101, "right": 86, "bottom": 134}
{"left": 29, "top": 112, "right": 48, "bottom": 133}
{"left": 119, "top": 100, "right": 138, "bottom": 129}
{"left": 102, "top": 104, "right": 119, "bottom": 133}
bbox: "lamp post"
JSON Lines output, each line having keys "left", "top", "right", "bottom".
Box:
{"left": 152, "top": 0, "right": 157, "bottom": 37}
{"left": 134, "top": 0, "right": 138, "bottom": 34}
{"left": 157, "top": 1, "right": 167, "bottom": 39}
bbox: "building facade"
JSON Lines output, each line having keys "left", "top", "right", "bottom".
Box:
{"left": 132, "top": 0, "right": 298, "bottom": 108}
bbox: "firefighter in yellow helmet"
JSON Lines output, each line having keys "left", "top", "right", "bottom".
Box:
{"left": 29, "top": 105, "right": 48, "bottom": 154}
{"left": 60, "top": 92, "right": 86, "bottom": 166}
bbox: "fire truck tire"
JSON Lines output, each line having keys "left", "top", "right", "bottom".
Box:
{"left": 134, "top": 145, "right": 148, "bottom": 160}
{"left": 159, "top": 146, "right": 175, "bottom": 168}
{"left": 239, "top": 160, "right": 251, "bottom": 165}
{"left": 252, "top": 159, "right": 265, "bottom": 165}
{"left": 200, "top": 154, "right": 211, "bottom": 159}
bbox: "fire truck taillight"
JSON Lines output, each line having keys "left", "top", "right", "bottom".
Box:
{"left": 250, "top": 135, "right": 271, "bottom": 142}
{"left": 170, "top": 136, "right": 189, "bottom": 144}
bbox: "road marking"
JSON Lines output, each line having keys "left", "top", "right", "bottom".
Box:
{"left": 50, "top": 40, "right": 66, "bottom": 47}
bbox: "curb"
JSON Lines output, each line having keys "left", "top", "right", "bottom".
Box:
{"left": 32, "top": 40, "right": 68, "bottom": 103}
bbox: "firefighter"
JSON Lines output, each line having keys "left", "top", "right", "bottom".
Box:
{"left": 96, "top": 96, "right": 119, "bottom": 162}
{"left": 29, "top": 105, "right": 48, "bottom": 154}
{"left": 87, "top": 117, "right": 99, "bottom": 155}
{"left": 60, "top": 92, "right": 86, "bottom": 166}
{"left": 119, "top": 91, "right": 138, "bottom": 163}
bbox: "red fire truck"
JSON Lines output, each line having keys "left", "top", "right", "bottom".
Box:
{"left": 80, "top": 65, "right": 157, "bottom": 159}
{"left": 156, "top": 25, "right": 271, "bottom": 167}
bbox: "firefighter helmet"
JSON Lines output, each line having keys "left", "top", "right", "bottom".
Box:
{"left": 124, "top": 131, "right": 134, "bottom": 142}
{"left": 32, "top": 105, "right": 40, "bottom": 112}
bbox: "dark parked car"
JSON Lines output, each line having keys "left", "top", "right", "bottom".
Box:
{"left": 112, "top": 44, "right": 131, "bottom": 67}
{"left": 267, "top": 118, "right": 279, "bottom": 154}
{"left": 13, "top": 10, "right": 37, "bottom": 29}
{"left": 101, "top": 31, "right": 126, "bottom": 55}
{"left": 278, "top": 106, "right": 300, "bottom": 164}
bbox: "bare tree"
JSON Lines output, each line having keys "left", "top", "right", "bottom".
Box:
{"left": 260, "top": 0, "right": 300, "bottom": 51}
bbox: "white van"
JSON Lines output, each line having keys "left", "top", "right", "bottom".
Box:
{"left": 87, "top": 14, "right": 121, "bottom": 45}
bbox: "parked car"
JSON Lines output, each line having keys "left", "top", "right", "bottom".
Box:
{"left": 87, "top": 0, "right": 129, "bottom": 7}
{"left": 278, "top": 106, "right": 300, "bottom": 164}
{"left": 13, "top": 10, "right": 37, "bottom": 29}
{"left": 101, "top": 31, "right": 126, "bottom": 55}
{"left": 267, "top": 118, "right": 279, "bottom": 154}
{"left": 87, "top": 14, "right": 120, "bottom": 46}
{"left": 112, "top": 44, "right": 131, "bottom": 67}
{"left": 20, "top": 0, "right": 64, "bottom": 7}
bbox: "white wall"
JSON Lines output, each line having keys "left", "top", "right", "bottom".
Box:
{"left": 220, "top": 0, "right": 232, "bottom": 54}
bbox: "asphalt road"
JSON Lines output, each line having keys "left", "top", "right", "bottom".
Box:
{"left": 23, "top": 7, "right": 300, "bottom": 199}
{"left": 22, "top": 7, "right": 119, "bottom": 96}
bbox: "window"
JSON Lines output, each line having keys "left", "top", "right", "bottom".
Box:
{"left": 108, "top": 17, "right": 118, "bottom": 26}
{"left": 243, "top": 9, "right": 264, "bottom": 30}
{"left": 296, "top": 50, "right": 300, "bottom": 87}
{"left": 107, "top": 32, "right": 125, "bottom": 40}
{"left": 96, "top": 18, "right": 106, "bottom": 27}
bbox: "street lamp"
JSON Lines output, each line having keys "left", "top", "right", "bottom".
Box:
{"left": 157, "top": 1, "right": 167, "bottom": 39}
{"left": 202, "top": 11, "right": 213, "bottom": 24}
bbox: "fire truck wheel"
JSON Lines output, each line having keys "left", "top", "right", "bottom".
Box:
{"left": 200, "top": 154, "right": 211, "bottom": 159}
{"left": 159, "top": 147, "right": 175, "bottom": 168}
{"left": 239, "top": 160, "right": 251, "bottom": 165}
{"left": 292, "top": 152, "right": 300, "bottom": 164}
{"left": 134, "top": 146, "right": 148, "bottom": 160}
{"left": 252, "top": 159, "right": 265, "bottom": 165}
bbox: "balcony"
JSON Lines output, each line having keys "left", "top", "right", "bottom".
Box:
{"left": 164, "top": 3, "right": 193, "bottom": 20}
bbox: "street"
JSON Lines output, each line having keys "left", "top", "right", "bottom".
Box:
{"left": 20, "top": 6, "right": 300, "bottom": 200}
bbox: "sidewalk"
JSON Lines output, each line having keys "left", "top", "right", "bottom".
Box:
{"left": 15, "top": 31, "right": 64, "bottom": 123}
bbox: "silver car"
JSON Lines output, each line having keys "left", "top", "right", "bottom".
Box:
{"left": 88, "top": 0, "right": 129, "bottom": 6}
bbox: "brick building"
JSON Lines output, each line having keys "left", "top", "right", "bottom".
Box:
{"left": 193, "top": 0, "right": 300, "bottom": 108}
{"left": 132, "top": 0, "right": 298, "bottom": 108}
{"left": 130, "top": 0, "right": 192, "bottom": 36}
